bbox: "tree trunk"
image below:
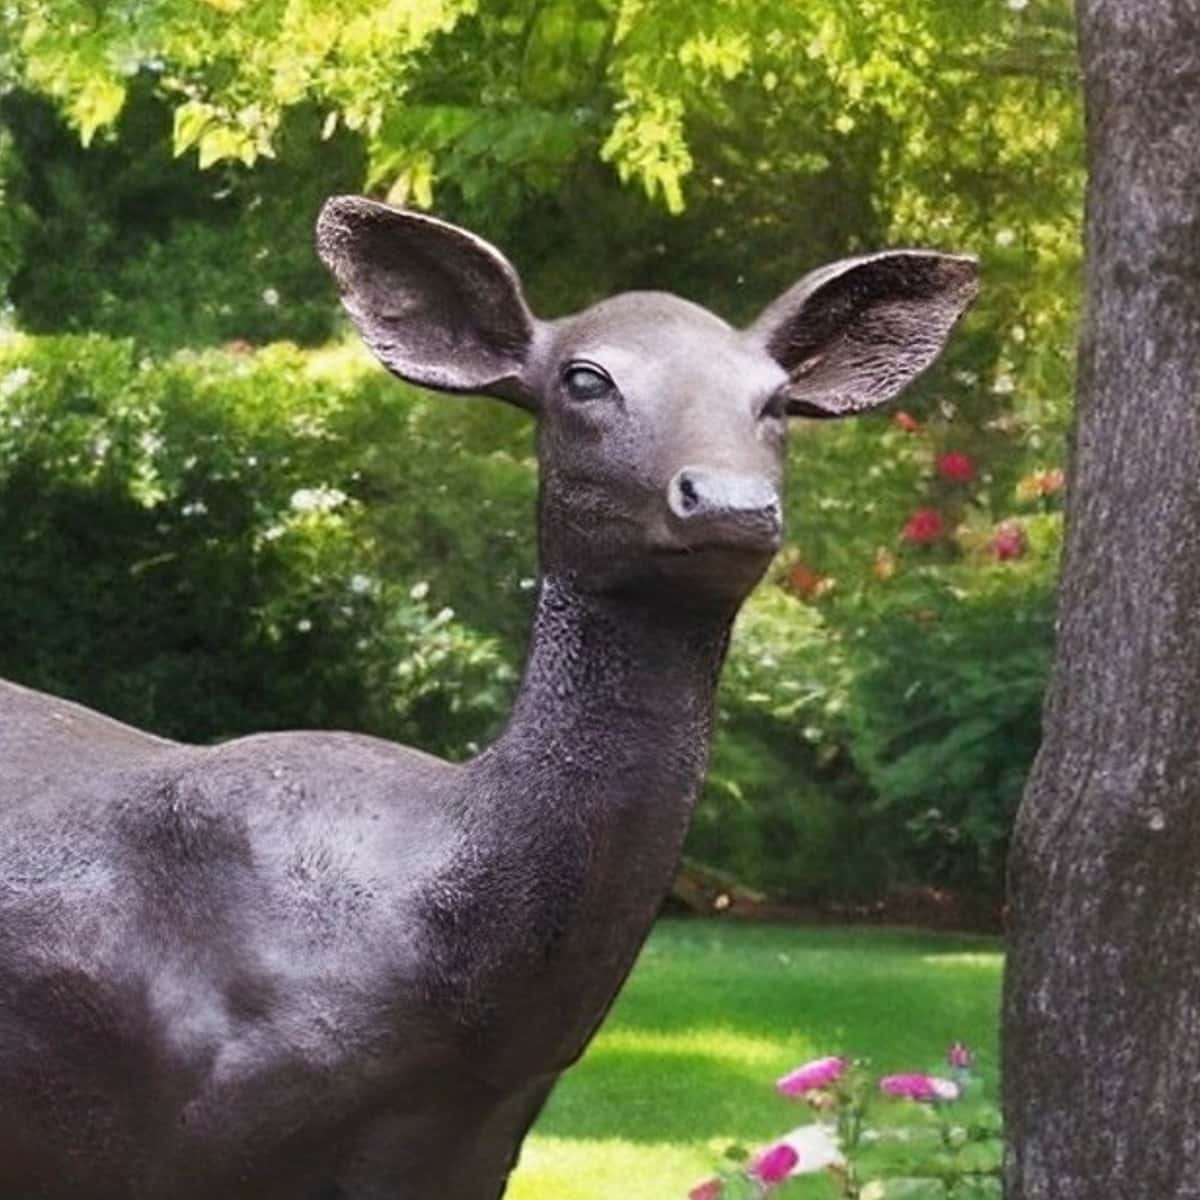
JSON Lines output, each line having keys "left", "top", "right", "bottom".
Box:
{"left": 1004, "top": 3, "right": 1200, "bottom": 1196}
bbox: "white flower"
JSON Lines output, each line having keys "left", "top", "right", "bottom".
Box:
{"left": 262, "top": 287, "right": 280, "bottom": 306}
{"left": 349, "top": 574, "right": 373, "bottom": 594}
{"left": 776, "top": 1123, "right": 844, "bottom": 1174}
{"left": 290, "top": 485, "right": 347, "bottom": 513}
{"left": 296, "top": 618, "right": 312, "bottom": 632}
{"left": 409, "top": 580, "right": 430, "bottom": 601}
{"left": 1007, "top": 0, "right": 1028, "bottom": 9}
{"left": 992, "top": 373, "right": 1016, "bottom": 395}
{"left": 995, "top": 228, "right": 1016, "bottom": 247}
{"left": 0, "top": 366, "right": 32, "bottom": 398}
{"left": 181, "top": 499, "right": 208, "bottom": 517}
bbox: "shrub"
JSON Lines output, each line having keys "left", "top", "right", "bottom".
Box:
{"left": 0, "top": 332, "right": 527, "bottom": 755}
{"left": 836, "top": 536, "right": 1058, "bottom": 898}
{"left": 693, "top": 589, "right": 885, "bottom": 901}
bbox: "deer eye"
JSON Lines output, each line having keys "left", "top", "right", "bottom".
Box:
{"left": 562, "top": 362, "right": 615, "bottom": 402}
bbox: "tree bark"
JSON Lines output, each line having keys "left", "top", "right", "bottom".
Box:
{"left": 1004, "top": 3, "right": 1200, "bottom": 1196}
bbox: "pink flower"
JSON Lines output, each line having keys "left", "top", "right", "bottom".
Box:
{"left": 900, "top": 508, "right": 945, "bottom": 545}
{"left": 990, "top": 521, "right": 1026, "bottom": 561}
{"left": 936, "top": 451, "right": 977, "bottom": 483}
{"left": 688, "top": 1177, "right": 723, "bottom": 1200}
{"left": 894, "top": 410, "right": 922, "bottom": 433}
{"left": 948, "top": 1042, "right": 973, "bottom": 1070}
{"left": 749, "top": 1142, "right": 800, "bottom": 1185}
{"left": 776, "top": 1055, "right": 846, "bottom": 1097}
{"left": 880, "top": 1073, "right": 961, "bottom": 1103}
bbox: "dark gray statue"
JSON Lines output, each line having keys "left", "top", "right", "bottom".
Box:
{"left": 0, "top": 197, "right": 976, "bottom": 1199}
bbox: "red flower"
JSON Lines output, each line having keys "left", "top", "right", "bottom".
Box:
{"left": 894, "top": 410, "right": 922, "bottom": 433}
{"left": 901, "top": 508, "right": 945, "bottom": 545}
{"left": 936, "top": 451, "right": 976, "bottom": 483}
{"left": 990, "top": 521, "right": 1027, "bottom": 561}
{"left": 749, "top": 1143, "right": 800, "bottom": 1185}
{"left": 688, "top": 1178, "right": 723, "bottom": 1200}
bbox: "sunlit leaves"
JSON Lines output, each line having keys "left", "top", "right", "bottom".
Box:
{"left": 11, "top": 0, "right": 477, "bottom": 165}
{"left": 6, "top": 0, "right": 1083, "bottom": 229}
{"left": 601, "top": 92, "right": 692, "bottom": 214}
{"left": 70, "top": 75, "right": 127, "bottom": 147}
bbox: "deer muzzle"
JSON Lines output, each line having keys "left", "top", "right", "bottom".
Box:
{"left": 666, "top": 467, "right": 782, "bottom": 554}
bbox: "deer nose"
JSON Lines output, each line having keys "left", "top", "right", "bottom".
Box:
{"left": 668, "top": 467, "right": 782, "bottom": 548}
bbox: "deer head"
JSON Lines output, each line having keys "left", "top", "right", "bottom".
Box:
{"left": 316, "top": 197, "right": 977, "bottom": 613}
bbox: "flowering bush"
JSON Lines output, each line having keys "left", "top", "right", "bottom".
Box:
{"left": 691, "top": 1044, "right": 1002, "bottom": 1199}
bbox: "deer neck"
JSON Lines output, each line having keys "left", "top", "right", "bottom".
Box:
{"left": 494, "top": 571, "right": 728, "bottom": 814}
{"left": 446, "top": 573, "right": 730, "bottom": 1068}
{"left": 464, "top": 572, "right": 731, "bottom": 941}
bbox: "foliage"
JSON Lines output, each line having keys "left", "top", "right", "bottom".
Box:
{"left": 696, "top": 591, "right": 881, "bottom": 901}
{"left": 0, "top": 331, "right": 522, "bottom": 753}
{"left": 761, "top": 391, "right": 1067, "bottom": 898}
{"left": 2, "top": 1, "right": 1083, "bottom": 304}
{"left": 0, "top": 84, "right": 366, "bottom": 352}
{"left": 836, "top": 534, "right": 1058, "bottom": 896}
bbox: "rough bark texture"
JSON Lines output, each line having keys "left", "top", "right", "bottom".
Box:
{"left": 1004, "top": 3, "right": 1200, "bottom": 1196}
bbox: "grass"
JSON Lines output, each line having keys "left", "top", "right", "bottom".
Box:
{"left": 508, "top": 919, "right": 1003, "bottom": 1200}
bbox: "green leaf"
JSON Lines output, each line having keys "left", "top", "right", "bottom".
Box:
{"left": 172, "top": 101, "right": 217, "bottom": 158}
{"left": 196, "top": 125, "right": 253, "bottom": 169}
{"left": 71, "top": 76, "right": 127, "bottom": 147}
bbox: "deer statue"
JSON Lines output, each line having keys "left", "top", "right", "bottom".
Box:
{"left": 0, "top": 196, "right": 976, "bottom": 1199}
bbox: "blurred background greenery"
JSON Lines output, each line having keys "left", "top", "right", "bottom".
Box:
{"left": 0, "top": 0, "right": 1080, "bottom": 911}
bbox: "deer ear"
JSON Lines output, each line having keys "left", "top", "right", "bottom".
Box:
{"left": 316, "top": 196, "right": 541, "bottom": 412}
{"left": 748, "top": 251, "right": 979, "bottom": 419}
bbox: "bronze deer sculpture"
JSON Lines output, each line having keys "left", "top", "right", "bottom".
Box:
{"left": 0, "top": 197, "right": 976, "bottom": 1198}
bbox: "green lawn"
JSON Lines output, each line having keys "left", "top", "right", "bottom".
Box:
{"left": 509, "top": 919, "right": 1003, "bottom": 1200}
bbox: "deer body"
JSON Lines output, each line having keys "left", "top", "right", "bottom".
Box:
{"left": 0, "top": 199, "right": 976, "bottom": 1198}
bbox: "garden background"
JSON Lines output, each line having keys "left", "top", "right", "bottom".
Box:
{"left": 0, "top": 0, "right": 1080, "bottom": 914}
